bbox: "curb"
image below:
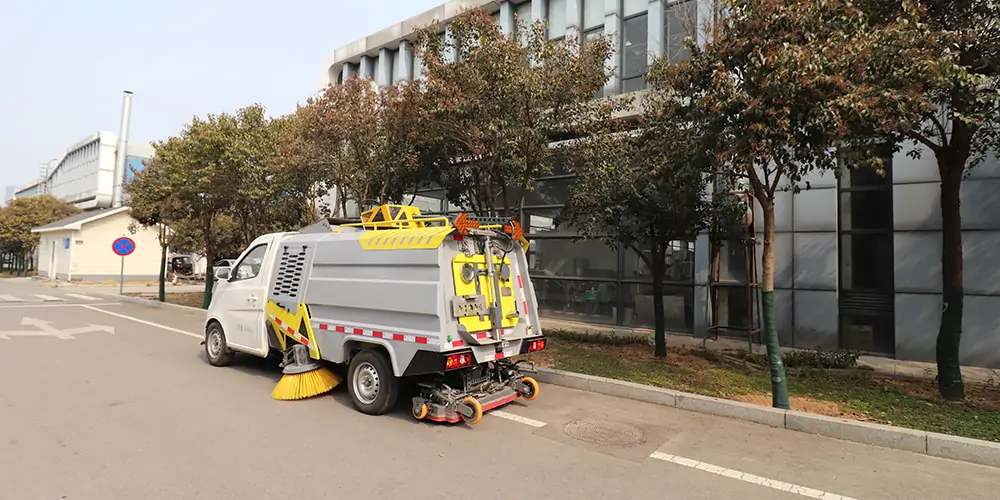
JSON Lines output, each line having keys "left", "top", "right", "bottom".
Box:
{"left": 97, "top": 292, "right": 206, "bottom": 313}
{"left": 533, "top": 367, "right": 1000, "bottom": 469}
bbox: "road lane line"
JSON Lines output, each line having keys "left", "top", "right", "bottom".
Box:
{"left": 0, "top": 302, "right": 120, "bottom": 309}
{"left": 649, "top": 452, "right": 859, "bottom": 500}
{"left": 80, "top": 305, "right": 202, "bottom": 339}
{"left": 0, "top": 295, "right": 23, "bottom": 302}
{"left": 34, "top": 294, "right": 64, "bottom": 301}
{"left": 490, "top": 410, "right": 547, "bottom": 428}
{"left": 66, "top": 294, "right": 101, "bottom": 301}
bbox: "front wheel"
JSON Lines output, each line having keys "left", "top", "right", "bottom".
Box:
{"left": 205, "top": 322, "right": 234, "bottom": 367}
{"left": 347, "top": 349, "right": 399, "bottom": 415}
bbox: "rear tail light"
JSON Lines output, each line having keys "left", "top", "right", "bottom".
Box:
{"left": 526, "top": 339, "right": 546, "bottom": 353}
{"left": 445, "top": 352, "right": 473, "bottom": 370}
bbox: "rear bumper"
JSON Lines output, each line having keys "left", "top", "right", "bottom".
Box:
{"left": 401, "top": 335, "right": 546, "bottom": 376}
{"left": 424, "top": 386, "right": 520, "bottom": 423}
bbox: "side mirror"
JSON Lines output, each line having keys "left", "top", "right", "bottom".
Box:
{"left": 215, "top": 268, "right": 230, "bottom": 281}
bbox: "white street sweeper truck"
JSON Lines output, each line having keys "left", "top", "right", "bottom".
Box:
{"left": 201, "top": 204, "right": 546, "bottom": 425}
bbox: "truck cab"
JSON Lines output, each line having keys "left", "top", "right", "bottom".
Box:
{"left": 205, "top": 233, "right": 284, "bottom": 360}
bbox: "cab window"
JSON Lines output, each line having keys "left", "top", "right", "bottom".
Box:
{"left": 232, "top": 245, "right": 267, "bottom": 281}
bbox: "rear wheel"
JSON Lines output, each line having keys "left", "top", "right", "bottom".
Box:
{"left": 347, "top": 349, "right": 399, "bottom": 415}
{"left": 460, "top": 396, "right": 483, "bottom": 425}
{"left": 205, "top": 322, "right": 234, "bottom": 367}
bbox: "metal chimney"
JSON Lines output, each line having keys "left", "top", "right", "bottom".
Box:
{"left": 111, "top": 90, "right": 134, "bottom": 208}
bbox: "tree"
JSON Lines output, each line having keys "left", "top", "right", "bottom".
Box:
{"left": 562, "top": 94, "right": 738, "bottom": 356}
{"left": 830, "top": 0, "right": 1000, "bottom": 401}
{"left": 124, "top": 158, "right": 188, "bottom": 302}
{"left": 0, "top": 195, "right": 80, "bottom": 276}
{"left": 658, "top": 0, "right": 876, "bottom": 408}
{"left": 413, "top": 8, "right": 620, "bottom": 217}
{"left": 297, "top": 76, "right": 430, "bottom": 216}
{"left": 152, "top": 117, "right": 239, "bottom": 308}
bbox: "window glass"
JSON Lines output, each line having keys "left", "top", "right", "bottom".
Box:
{"left": 624, "top": 240, "right": 694, "bottom": 282}
{"left": 666, "top": 0, "right": 697, "bottom": 63}
{"left": 713, "top": 240, "right": 749, "bottom": 282}
{"left": 839, "top": 191, "right": 892, "bottom": 231}
{"left": 232, "top": 245, "right": 267, "bottom": 281}
{"left": 840, "top": 234, "right": 893, "bottom": 291}
{"left": 621, "top": 13, "right": 648, "bottom": 92}
{"left": 710, "top": 286, "right": 752, "bottom": 329}
{"left": 523, "top": 177, "right": 572, "bottom": 207}
{"left": 524, "top": 207, "right": 573, "bottom": 235}
{"left": 582, "top": 0, "right": 604, "bottom": 29}
{"left": 547, "top": 0, "right": 567, "bottom": 38}
{"left": 622, "top": 283, "right": 693, "bottom": 331}
{"left": 528, "top": 238, "right": 617, "bottom": 279}
{"left": 534, "top": 278, "right": 618, "bottom": 324}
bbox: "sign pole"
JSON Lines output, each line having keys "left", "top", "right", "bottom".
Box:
{"left": 112, "top": 236, "right": 136, "bottom": 295}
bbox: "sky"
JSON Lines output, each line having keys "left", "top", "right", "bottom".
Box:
{"left": 0, "top": 0, "right": 444, "bottom": 192}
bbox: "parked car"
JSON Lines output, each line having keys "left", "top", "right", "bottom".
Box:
{"left": 212, "top": 259, "right": 237, "bottom": 281}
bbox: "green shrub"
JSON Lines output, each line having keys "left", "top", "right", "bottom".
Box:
{"left": 545, "top": 328, "right": 649, "bottom": 346}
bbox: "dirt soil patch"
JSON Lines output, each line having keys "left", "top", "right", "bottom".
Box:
{"left": 731, "top": 394, "right": 870, "bottom": 420}
{"left": 128, "top": 292, "right": 205, "bottom": 309}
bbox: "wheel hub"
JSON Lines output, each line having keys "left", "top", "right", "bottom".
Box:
{"left": 355, "top": 362, "right": 380, "bottom": 404}
{"left": 208, "top": 330, "right": 222, "bottom": 358}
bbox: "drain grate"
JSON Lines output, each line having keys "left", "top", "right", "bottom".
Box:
{"left": 563, "top": 419, "right": 645, "bottom": 447}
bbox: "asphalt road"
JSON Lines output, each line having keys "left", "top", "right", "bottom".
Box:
{"left": 0, "top": 279, "right": 995, "bottom": 500}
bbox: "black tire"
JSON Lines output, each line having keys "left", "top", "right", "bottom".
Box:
{"left": 205, "top": 322, "right": 235, "bottom": 367}
{"left": 347, "top": 348, "right": 399, "bottom": 415}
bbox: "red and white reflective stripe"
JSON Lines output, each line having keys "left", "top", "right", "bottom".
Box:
{"left": 269, "top": 314, "right": 310, "bottom": 346}
{"left": 451, "top": 340, "right": 465, "bottom": 348}
{"left": 517, "top": 275, "right": 528, "bottom": 315}
{"left": 494, "top": 351, "right": 506, "bottom": 360}
{"left": 317, "top": 323, "right": 436, "bottom": 345}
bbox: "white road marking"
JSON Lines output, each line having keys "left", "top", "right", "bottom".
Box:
{"left": 490, "top": 410, "right": 548, "bottom": 428}
{"left": 34, "top": 294, "right": 64, "bottom": 302}
{"left": 0, "top": 295, "right": 23, "bottom": 302}
{"left": 649, "top": 452, "right": 859, "bottom": 500}
{"left": 65, "top": 293, "right": 100, "bottom": 301}
{"left": 0, "top": 302, "right": 119, "bottom": 309}
{"left": 80, "top": 305, "right": 202, "bottom": 339}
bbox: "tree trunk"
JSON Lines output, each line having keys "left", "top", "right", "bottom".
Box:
{"left": 158, "top": 243, "right": 168, "bottom": 303}
{"left": 202, "top": 215, "right": 216, "bottom": 309}
{"left": 652, "top": 245, "right": 667, "bottom": 358}
{"left": 936, "top": 164, "right": 965, "bottom": 401}
{"left": 759, "top": 200, "right": 789, "bottom": 409}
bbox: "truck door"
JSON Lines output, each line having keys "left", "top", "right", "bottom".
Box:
{"left": 214, "top": 238, "right": 273, "bottom": 355}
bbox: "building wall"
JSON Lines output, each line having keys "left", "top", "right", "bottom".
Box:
{"left": 37, "top": 230, "right": 75, "bottom": 280}
{"left": 691, "top": 145, "right": 1000, "bottom": 369}
{"left": 70, "top": 213, "right": 163, "bottom": 280}
{"left": 14, "top": 131, "right": 154, "bottom": 210}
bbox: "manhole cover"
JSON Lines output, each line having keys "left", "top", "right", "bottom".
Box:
{"left": 563, "top": 419, "right": 644, "bottom": 447}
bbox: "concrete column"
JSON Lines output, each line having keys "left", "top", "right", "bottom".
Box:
{"left": 399, "top": 40, "right": 414, "bottom": 81}
{"left": 359, "top": 55, "right": 375, "bottom": 80}
{"left": 376, "top": 48, "right": 393, "bottom": 87}
{"left": 566, "top": 0, "right": 583, "bottom": 40}
{"left": 531, "top": 0, "right": 548, "bottom": 26}
{"left": 441, "top": 25, "right": 458, "bottom": 63}
{"left": 341, "top": 63, "right": 356, "bottom": 83}
{"left": 604, "top": 0, "right": 622, "bottom": 95}
{"left": 499, "top": 0, "right": 516, "bottom": 37}
{"left": 647, "top": 0, "right": 665, "bottom": 64}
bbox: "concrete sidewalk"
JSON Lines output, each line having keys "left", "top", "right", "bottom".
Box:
{"left": 543, "top": 317, "right": 1000, "bottom": 387}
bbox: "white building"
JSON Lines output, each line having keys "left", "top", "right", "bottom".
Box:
{"left": 32, "top": 207, "right": 163, "bottom": 282}
{"left": 14, "top": 131, "right": 154, "bottom": 210}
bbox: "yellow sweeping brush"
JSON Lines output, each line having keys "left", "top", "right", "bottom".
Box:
{"left": 272, "top": 344, "right": 342, "bottom": 401}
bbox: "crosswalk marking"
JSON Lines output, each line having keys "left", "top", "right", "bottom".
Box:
{"left": 65, "top": 294, "right": 100, "bottom": 301}
{"left": 33, "top": 294, "right": 64, "bottom": 302}
{"left": 0, "top": 295, "right": 23, "bottom": 302}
